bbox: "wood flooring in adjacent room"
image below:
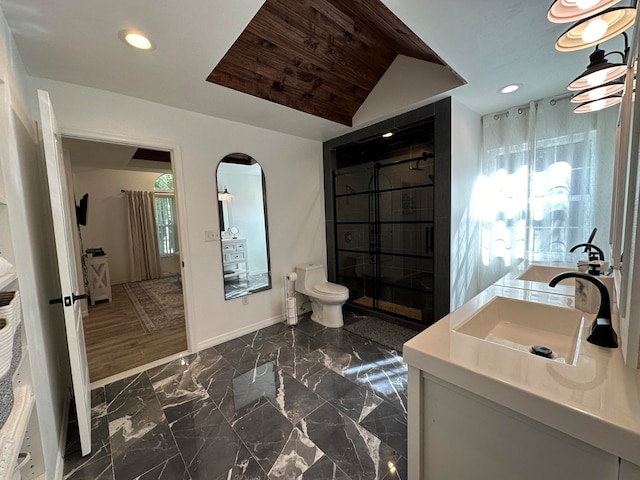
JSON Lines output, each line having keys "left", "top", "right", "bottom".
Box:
{"left": 83, "top": 284, "right": 188, "bottom": 382}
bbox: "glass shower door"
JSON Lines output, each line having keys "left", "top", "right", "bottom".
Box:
{"left": 334, "top": 152, "right": 435, "bottom": 325}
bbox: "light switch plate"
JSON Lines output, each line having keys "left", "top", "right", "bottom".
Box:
{"left": 205, "top": 230, "right": 220, "bottom": 242}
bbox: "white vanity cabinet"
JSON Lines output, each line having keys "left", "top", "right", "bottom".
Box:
{"left": 221, "top": 238, "right": 248, "bottom": 280}
{"left": 410, "top": 369, "right": 622, "bottom": 480}
{"left": 404, "top": 284, "right": 640, "bottom": 480}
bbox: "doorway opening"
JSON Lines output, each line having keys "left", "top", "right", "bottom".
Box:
{"left": 62, "top": 137, "right": 188, "bottom": 382}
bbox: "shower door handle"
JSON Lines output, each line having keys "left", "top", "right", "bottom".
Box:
{"left": 426, "top": 226, "right": 434, "bottom": 254}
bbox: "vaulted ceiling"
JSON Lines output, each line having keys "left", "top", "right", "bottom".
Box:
{"left": 1, "top": 0, "right": 608, "bottom": 140}
{"left": 207, "top": 0, "right": 459, "bottom": 126}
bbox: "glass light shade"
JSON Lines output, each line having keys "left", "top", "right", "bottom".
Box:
{"left": 548, "top": 0, "right": 620, "bottom": 23}
{"left": 570, "top": 82, "right": 624, "bottom": 102}
{"left": 573, "top": 94, "right": 622, "bottom": 112}
{"left": 568, "top": 65, "right": 626, "bottom": 90}
{"left": 567, "top": 47, "right": 627, "bottom": 91}
{"left": 555, "top": 7, "right": 636, "bottom": 51}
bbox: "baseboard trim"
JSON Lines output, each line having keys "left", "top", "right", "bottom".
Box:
{"left": 197, "top": 314, "right": 285, "bottom": 351}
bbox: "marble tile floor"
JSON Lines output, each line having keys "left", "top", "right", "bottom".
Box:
{"left": 63, "top": 314, "right": 409, "bottom": 480}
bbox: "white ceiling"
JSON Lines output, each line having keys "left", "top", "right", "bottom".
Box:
{"left": 0, "top": 0, "right": 631, "bottom": 141}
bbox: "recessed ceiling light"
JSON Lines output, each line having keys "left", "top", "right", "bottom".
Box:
{"left": 118, "top": 30, "right": 155, "bottom": 50}
{"left": 382, "top": 132, "right": 394, "bottom": 138}
{"left": 500, "top": 84, "right": 521, "bottom": 94}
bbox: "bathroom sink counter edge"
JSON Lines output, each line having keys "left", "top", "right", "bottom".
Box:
{"left": 404, "top": 283, "right": 640, "bottom": 478}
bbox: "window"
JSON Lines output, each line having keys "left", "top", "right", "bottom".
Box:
{"left": 477, "top": 98, "right": 616, "bottom": 290}
{"left": 154, "top": 173, "right": 179, "bottom": 256}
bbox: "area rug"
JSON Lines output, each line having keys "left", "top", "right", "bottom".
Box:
{"left": 344, "top": 316, "right": 421, "bottom": 353}
{"left": 122, "top": 276, "right": 185, "bottom": 333}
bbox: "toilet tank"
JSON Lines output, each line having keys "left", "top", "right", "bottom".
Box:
{"left": 295, "top": 263, "right": 327, "bottom": 291}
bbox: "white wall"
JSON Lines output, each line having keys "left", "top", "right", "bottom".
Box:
{"left": 71, "top": 168, "right": 176, "bottom": 284}
{"left": 450, "top": 98, "right": 481, "bottom": 310}
{"left": 30, "top": 77, "right": 326, "bottom": 350}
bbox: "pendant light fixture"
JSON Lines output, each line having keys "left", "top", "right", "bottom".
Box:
{"left": 573, "top": 94, "right": 623, "bottom": 112}
{"left": 570, "top": 80, "right": 625, "bottom": 102}
{"left": 548, "top": 0, "right": 621, "bottom": 23}
{"left": 554, "top": 6, "right": 636, "bottom": 51}
{"left": 567, "top": 41, "right": 628, "bottom": 91}
{"left": 218, "top": 187, "right": 231, "bottom": 201}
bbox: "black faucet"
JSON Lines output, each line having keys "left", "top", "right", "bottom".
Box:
{"left": 548, "top": 272, "right": 618, "bottom": 348}
{"left": 569, "top": 242, "right": 604, "bottom": 262}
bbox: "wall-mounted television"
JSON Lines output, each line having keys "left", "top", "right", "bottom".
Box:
{"left": 76, "top": 193, "right": 88, "bottom": 226}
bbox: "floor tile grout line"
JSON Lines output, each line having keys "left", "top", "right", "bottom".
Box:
{"left": 148, "top": 369, "right": 194, "bottom": 479}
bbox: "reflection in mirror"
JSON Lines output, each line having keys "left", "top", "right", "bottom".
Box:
{"left": 216, "top": 153, "right": 271, "bottom": 300}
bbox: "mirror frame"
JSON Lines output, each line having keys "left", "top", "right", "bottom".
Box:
{"left": 216, "top": 153, "right": 272, "bottom": 300}
{"left": 610, "top": 20, "right": 640, "bottom": 368}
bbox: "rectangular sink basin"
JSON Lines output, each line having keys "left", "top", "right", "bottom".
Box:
{"left": 455, "top": 296, "right": 583, "bottom": 363}
{"left": 516, "top": 265, "right": 577, "bottom": 284}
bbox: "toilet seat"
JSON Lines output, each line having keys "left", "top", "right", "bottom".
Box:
{"left": 313, "top": 282, "right": 348, "bottom": 296}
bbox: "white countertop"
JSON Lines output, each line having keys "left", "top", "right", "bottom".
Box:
{"left": 403, "top": 267, "right": 640, "bottom": 465}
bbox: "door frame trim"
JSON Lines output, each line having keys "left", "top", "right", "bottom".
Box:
{"left": 55, "top": 126, "right": 196, "bottom": 354}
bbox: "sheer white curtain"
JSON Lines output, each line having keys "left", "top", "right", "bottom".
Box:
{"left": 475, "top": 103, "right": 534, "bottom": 287}
{"left": 126, "top": 190, "right": 161, "bottom": 282}
{"left": 477, "top": 96, "right": 617, "bottom": 290}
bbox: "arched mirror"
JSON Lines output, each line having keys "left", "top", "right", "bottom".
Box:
{"left": 216, "top": 153, "right": 271, "bottom": 300}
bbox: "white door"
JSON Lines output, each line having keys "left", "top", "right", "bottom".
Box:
{"left": 38, "top": 90, "right": 92, "bottom": 456}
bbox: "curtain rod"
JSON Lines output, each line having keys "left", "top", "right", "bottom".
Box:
{"left": 492, "top": 93, "right": 575, "bottom": 120}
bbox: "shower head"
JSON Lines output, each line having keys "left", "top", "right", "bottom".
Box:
{"left": 410, "top": 151, "right": 434, "bottom": 171}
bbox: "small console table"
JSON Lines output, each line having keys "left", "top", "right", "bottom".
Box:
{"left": 85, "top": 255, "right": 112, "bottom": 305}
{"left": 222, "top": 239, "right": 248, "bottom": 281}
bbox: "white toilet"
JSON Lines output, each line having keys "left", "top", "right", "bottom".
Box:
{"left": 295, "top": 264, "right": 349, "bottom": 328}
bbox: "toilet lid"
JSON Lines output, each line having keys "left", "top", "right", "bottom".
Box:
{"left": 313, "top": 282, "right": 348, "bottom": 295}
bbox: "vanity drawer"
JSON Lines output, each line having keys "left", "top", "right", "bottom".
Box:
{"left": 222, "top": 243, "right": 237, "bottom": 252}
{"left": 225, "top": 252, "right": 245, "bottom": 262}
{"left": 235, "top": 243, "right": 246, "bottom": 251}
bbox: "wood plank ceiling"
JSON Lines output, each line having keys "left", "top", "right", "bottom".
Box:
{"left": 207, "top": 0, "right": 449, "bottom": 126}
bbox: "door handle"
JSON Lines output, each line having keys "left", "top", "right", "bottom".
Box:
{"left": 72, "top": 293, "right": 87, "bottom": 303}
{"left": 426, "top": 226, "right": 434, "bottom": 253}
{"left": 49, "top": 293, "right": 88, "bottom": 306}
